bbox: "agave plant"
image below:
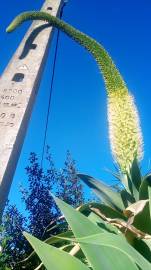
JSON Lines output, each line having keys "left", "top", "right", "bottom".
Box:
{"left": 6, "top": 9, "right": 151, "bottom": 270}
{"left": 17, "top": 196, "right": 151, "bottom": 270}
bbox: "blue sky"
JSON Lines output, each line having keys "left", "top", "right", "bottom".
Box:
{"left": 1, "top": 0, "right": 151, "bottom": 212}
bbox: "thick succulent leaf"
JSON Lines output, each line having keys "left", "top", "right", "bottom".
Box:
{"left": 88, "top": 211, "right": 119, "bottom": 234}
{"left": 130, "top": 158, "right": 142, "bottom": 190}
{"left": 126, "top": 174, "right": 139, "bottom": 201}
{"left": 24, "top": 232, "right": 89, "bottom": 270}
{"left": 19, "top": 230, "right": 74, "bottom": 266}
{"left": 143, "top": 239, "right": 151, "bottom": 255}
{"left": 148, "top": 186, "right": 151, "bottom": 223}
{"left": 54, "top": 196, "right": 103, "bottom": 236}
{"left": 78, "top": 173, "right": 128, "bottom": 211}
{"left": 123, "top": 199, "right": 151, "bottom": 236}
{"left": 104, "top": 168, "right": 122, "bottom": 181}
{"left": 54, "top": 196, "right": 141, "bottom": 270}
{"left": 133, "top": 201, "right": 151, "bottom": 234}
{"left": 45, "top": 231, "right": 73, "bottom": 246}
{"left": 91, "top": 203, "right": 126, "bottom": 219}
{"left": 76, "top": 233, "right": 151, "bottom": 270}
{"left": 121, "top": 197, "right": 151, "bottom": 235}
{"left": 104, "top": 168, "right": 137, "bottom": 200}
{"left": 124, "top": 200, "right": 148, "bottom": 218}
{"left": 106, "top": 169, "right": 132, "bottom": 194}
{"left": 79, "top": 202, "right": 125, "bottom": 234}
{"left": 104, "top": 168, "right": 130, "bottom": 192}
{"left": 134, "top": 238, "right": 151, "bottom": 263}
{"left": 126, "top": 159, "right": 142, "bottom": 201}
{"left": 139, "top": 174, "right": 151, "bottom": 200}
{"left": 79, "top": 202, "right": 126, "bottom": 220}
{"left": 143, "top": 239, "right": 151, "bottom": 250}
{"left": 121, "top": 189, "right": 135, "bottom": 206}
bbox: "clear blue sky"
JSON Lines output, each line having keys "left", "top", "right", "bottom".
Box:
{"left": 1, "top": 0, "right": 151, "bottom": 212}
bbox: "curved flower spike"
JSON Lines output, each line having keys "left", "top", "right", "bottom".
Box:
{"left": 6, "top": 11, "right": 144, "bottom": 172}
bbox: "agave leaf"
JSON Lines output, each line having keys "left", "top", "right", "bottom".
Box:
{"left": 139, "top": 174, "right": 151, "bottom": 200}
{"left": 121, "top": 189, "right": 135, "bottom": 205}
{"left": 60, "top": 243, "right": 74, "bottom": 251}
{"left": 124, "top": 200, "right": 149, "bottom": 219}
{"left": 126, "top": 174, "right": 138, "bottom": 201}
{"left": 95, "top": 203, "right": 126, "bottom": 218}
{"left": 88, "top": 211, "right": 119, "bottom": 234}
{"left": 75, "top": 233, "right": 151, "bottom": 270}
{"left": 89, "top": 206, "right": 151, "bottom": 240}
{"left": 24, "top": 232, "right": 89, "bottom": 270}
{"left": 45, "top": 231, "right": 73, "bottom": 246}
{"left": 143, "top": 239, "right": 151, "bottom": 250}
{"left": 105, "top": 167, "right": 132, "bottom": 194}
{"left": 104, "top": 167, "right": 130, "bottom": 190}
{"left": 19, "top": 230, "right": 73, "bottom": 267}
{"left": 125, "top": 159, "right": 142, "bottom": 201}
{"left": 132, "top": 201, "right": 151, "bottom": 235}
{"left": 129, "top": 158, "right": 142, "bottom": 190}
{"left": 104, "top": 167, "right": 122, "bottom": 181}
{"left": 78, "top": 173, "right": 132, "bottom": 211}
{"left": 80, "top": 202, "right": 126, "bottom": 220}
{"left": 54, "top": 196, "right": 141, "bottom": 270}
{"left": 123, "top": 199, "right": 151, "bottom": 235}
{"left": 79, "top": 202, "right": 125, "bottom": 233}
{"left": 134, "top": 238, "right": 151, "bottom": 263}
{"left": 148, "top": 186, "right": 151, "bottom": 223}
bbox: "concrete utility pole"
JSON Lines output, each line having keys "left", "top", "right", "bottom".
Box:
{"left": 0, "top": 0, "right": 63, "bottom": 219}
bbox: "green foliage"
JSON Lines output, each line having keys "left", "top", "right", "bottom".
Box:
{"left": 78, "top": 163, "right": 151, "bottom": 262}
{"left": 0, "top": 225, "right": 10, "bottom": 270}
{"left": 1, "top": 151, "right": 84, "bottom": 269}
{"left": 22, "top": 197, "right": 151, "bottom": 270}
{"left": 1, "top": 205, "right": 28, "bottom": 269}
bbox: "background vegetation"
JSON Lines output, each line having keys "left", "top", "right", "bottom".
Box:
{"left": 0, "top": 150, "right": 85, "bottom": 269}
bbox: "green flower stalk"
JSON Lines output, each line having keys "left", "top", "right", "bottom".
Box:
{"left": 6, "top": 11, "right": 144, "bottom": 172}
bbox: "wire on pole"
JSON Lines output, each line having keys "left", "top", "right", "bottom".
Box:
{"left": 41, "top": 1, "right": 68, "bottom": 167}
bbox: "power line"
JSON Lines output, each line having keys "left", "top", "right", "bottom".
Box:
{"left": 41, "top": 1, "right": 67, "bottom": 167}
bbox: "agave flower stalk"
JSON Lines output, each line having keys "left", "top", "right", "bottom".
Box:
{"left": 108, "top": 91, "right": 143, "bottom": 172}
{"left": 6, "top": 11, "right": 143, "bottom": 172}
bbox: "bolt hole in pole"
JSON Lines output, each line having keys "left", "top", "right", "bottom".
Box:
{"left": 31, "top": 44, "right": 37, "bottom": 50}
{"left": 12, "top": 73, "right": 24, "bottom": 82}
{"left": 47, "top": 7, "right": 53, "bottom": 10}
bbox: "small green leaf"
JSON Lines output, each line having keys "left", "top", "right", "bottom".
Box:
{"left": 24, "top": 232, "right": 89, "bottom": 270}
